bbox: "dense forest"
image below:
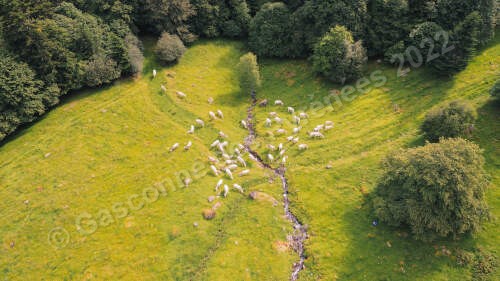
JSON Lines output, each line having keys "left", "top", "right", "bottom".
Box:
{"left": 0, "top": 0, "right": 497, "bottom": 141}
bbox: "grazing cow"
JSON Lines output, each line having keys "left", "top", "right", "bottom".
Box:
{"left": 325, "top": 121, "right": 334, "bottom": 126}
{"left": 216, "top": 179, "right": 223, "bottom": 192}
{"left": 292, "top": 137, "right": 300, "bottom": 144}
{"left": 233, "top": 184, "right": 244, "bottom": 193}
{"left": 276, "top": 129, "right": 286, "bottom": 135}
{"left": 282, "top": 156, "right": 288, "bottom": 164}
{"left": 288, "top": 107, "right": 295, "bottom": 114}
{"left": 299, "top": 112, "right": 308, "bottom": 119}
{"left": 187, "top": 125, "right": 195, "bottom": 134}
{"left": 237, "top": 144, "right": 245, "bottom": 150}
{"left": 293, "top": 116, "right": 301, "bottom": 125}
{"left": 169, "top": 143, "right": 179, "bottom": 152}
{"left": 225, "top": 159, "right": 236, "bottom": 165}
{"left": 248, "top": 153, "right": 258, "bottom": 161}
{"left": 217, "top": 143, "right": 225, "bottom": 154}
{"left": 293, "top": 127, "right": 301, "bottom": 134}
{"left": 184, "top": 178, "right": 192, "bottom": 187}
{"left": 217, "top": 110, "right": 224, "bottom": 119}
{"left": 210, "top": 140, "right": 220, "bottom": 148}
{"left": 265, "top": 118, "right": 272, "bottom": 127}
{"left": 153, "top": 69, "right": 157, "bottom": 78}
{"left": 268, "top": 144, "right": 276, "bottom": 151}
{"left": 195, "top": 119, "right": 205, "bottom": 127}
{"left": 222, "top": 153, "right": 231, "bottom": 160}
{"left": 309, "top": 132, "right": 325, "bottom": 139}
{"left": 274, "top": 117, "right": 283, "bottom": 124}
{"left": 184, "top": 141, "right": 192, "bottom": 151}
{"left": 269, "top": 112, "right": 277, "bottom": 118}
{"left": 287, "top": 136, "right": 294, "bottom": 142}
{"left": 208, "top": 97, "right": 214, "bottom": 104}
{"left": 209, "top": 111, "right": 217, "bottom": 120}
{"left": 211, "top": 165, "right": 219, "bottom": 176}
{"left": 208, "top": 156, "right": 219, "bottom": 164}
{"left": 160, "top": 85, "right": 167, "bottom": 92}
{"left": 227, "top": 164, "right": 238, "bottom": 170}
{"left": 259, "top": 99, "right": 268, "bottom": 107}
{"left": 325, "top": 125, "right": 334, "bottom": 131}
{"left": 223, "top": 185, "right": 230, "bottom": 197}
{"left": 237, "top": 156, "right": 246, "bottom": 167}
{"left": 239, "top": 169, "right": 250, "bottom": 177}
{"left": 268, "top": 154, "right": 274, "bottom": 162}
{"left": 219, "top": 131, "right": 227, "bottom": 139}
{"left": 241, "top": 120, "right": 248, "bottom": 129}
{"left": 298, "top": 144, "right": 308, "bottom": 150}
{"left": 225, "top": 168, "right": 233, "bottom": 180}
{"left": 176, "top": 91, "right": 186, "bottom": 98}
{"left": 234, "top": 148, "right": 241, "bottom": 155}
{"left": 275, "top": 100, "right": 284, "bottom": 106}
{"left": 278, "top": 143, "right": 283, "bottom": 151}
{"left": 280, "top": 149, "right": 286, "bottom": 156}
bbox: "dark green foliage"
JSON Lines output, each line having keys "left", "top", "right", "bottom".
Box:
{"left": 372, "top": 138, "right": 490, "bottom": 242}
{"left": 135, "top": 0, "right": 196, "bottom": 42}
{"left": 366, "top": 0, "right": 410, "bottom": 57}
{"left": 491, "top": 80, "right": 500, "bottom": 99}
{"left": 421, "top": 100, "right": 477, "bottom": 142}
{"left": 190, "top": 0, "right": 251, "bottom": 38}
{"left": 292, "top": 0, "right": 368, "bottom": 52}
{"left": 0, "top": 56, "right": 59, "bottom": 140}
{"left": 472, "top": 249, "right": 497, "bottom": 281}
{"left": 83, "top": 54, "right": 121, "bottom": 87}
{"left": 312, "top": 26, "right": 367, "bottom": 84}
{"left": 248, "top": 2, "right": 300, "bottom": 58}
{"left": 155, "top": 32, "right": 186, "bottom": 63}
{"left": 429, "top": 12, "right": 482, "bottom": 75}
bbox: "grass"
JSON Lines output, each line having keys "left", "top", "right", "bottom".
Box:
{"left": 0, "top": 33, "right": 498, "bottom": 280}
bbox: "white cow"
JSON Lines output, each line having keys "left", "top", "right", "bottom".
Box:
{"left": 215, "top": 179, "right": 223, "bottom": 192}
{"left": 265, "top": 118, "right": 272, "bottom": 127}
{"left": 276, "top": 129, "right": 286, "bottom": 135}
{"left": 160, "top": 85, "right": 167, "bottom": 92}
{"left": 153, "top": 69, "right": 157, "bottom": 78}
{"left": 275, "top": 100, "right": 284, "bottom": 106}
{"left": 299, "top": 112, "right": 309, "bottom": 119}
{"left": 239, "top": 169, "right": 250, "bottom": 177}
{"left": 210, "top": 140, "right": 220, "bottom": 148}
{"left": 237, "top": 156, "right": 246, "bottom": 167}
{"left": 225, "top": 168, "right": 233, "bottom": 180}
{"left": 176, "top": 91, "right": 186, "bottom": 99}
{"left": 293, "top": 116, "right": 301, "bottom": 125}
{"left": 268, "top": 154, "right": 274, "bottom": 162}
{"left": 169, "top": 143, "right": 179, "bottom": 152}
{"left": 209, "top": 111, "right": 217, "bottom": 120}
{"left": 274, "top": 117, "right": 283, "bottom": 124}
{"left": 293, "top": 127, "right": 301, "bottom": 134}
{"left": 187, "top": 125, "right": 195, "bottom": 134}
{"left": 184, "top": 141, "right": 192, "bottom": 151}
{"left": 217, "top": 109, "right": 224, "bottom": 119}
{"left": 241, "top": 120, "right": 248, "bottom": 129}
{"left": 211, "top": 165, "right": 219, "bottom": 176}
{"left": 233, "top": 184, "right": 244, "bottom": 193}
{"left": 195, "top": 119, "right": 205, "bottom": 127}
{"left": 288, "top": 107, "right": 295, "bottom": 114}
{"left": 223, "top": 185, "right": 230, "bottom": 197}
{"left": 298, "top": 144, "right": 308, "bottom": 150}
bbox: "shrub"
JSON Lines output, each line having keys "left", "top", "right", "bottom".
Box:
{"left": 83, "top": 54, "right": 121, "bottom": 87}
{"left": 421, "top": 100, "right": 477, "bottom": 142}
{"left": 237, "top": 52, "right": 261, "bottom": 95}
{"left": 155, "top": 32, "right": 187, "bottom": 63}
{"left": 312, "top": 25, "right": 367, "bottom": 84}
{"left": 248, "top": 2, "right": 299, "bottom": 58}
{"left": 125, "top": 33, "right": 144, "bottom": 75}
{"left": 473, "top": 248, "right": 497, "bottom": 280}
{"left": 372, "top": 138, "right": 490, "bottom": 242}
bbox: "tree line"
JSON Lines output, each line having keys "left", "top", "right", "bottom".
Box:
{"left": 0, "top": 0, "right": 497, "bottom": 140}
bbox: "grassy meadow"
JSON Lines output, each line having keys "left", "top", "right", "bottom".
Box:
{"left": 0, "top": 33, "right": 498, "bottom": 281}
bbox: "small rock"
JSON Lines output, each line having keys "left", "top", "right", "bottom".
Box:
{"left": 207, "top": 196, "right": 215, "bottom": 203}
{"left": 212, "top": 202, "right": 222, "bottom": 210}
{"left": 325, "top": 164, "right": 333, "bottom": 169}
{"left": 208, "top": 97, "right": 214, "bottom": 104}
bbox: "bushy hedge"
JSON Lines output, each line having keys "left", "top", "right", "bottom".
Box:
{"left": 372, "top": 138, "right": 490, "bottom": 242}
{"left": 155, "top": 32, "right": 187, "bottom": 63}
{"left": 311, "top": 26, "right": 367, "bottom": 84}
{"left": 421, "top": 100, "right": 477, "bottom": 142}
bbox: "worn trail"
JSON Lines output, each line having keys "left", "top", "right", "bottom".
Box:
{"left": 243, "top": 93, "right": 307, "bottom": 281}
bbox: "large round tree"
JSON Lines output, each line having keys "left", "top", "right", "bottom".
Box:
{"left": 421, "top": 100, "right": 477, "bottom": 142}
{"left": 372, "top": 138, "right": 490, "bottom": 241}
{"left": 311, "top": 25, "right": 367, "bottom": 84}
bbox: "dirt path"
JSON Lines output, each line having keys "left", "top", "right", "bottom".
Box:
{"left": 243, "top": 93, "right": 307, "bottom": 281}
